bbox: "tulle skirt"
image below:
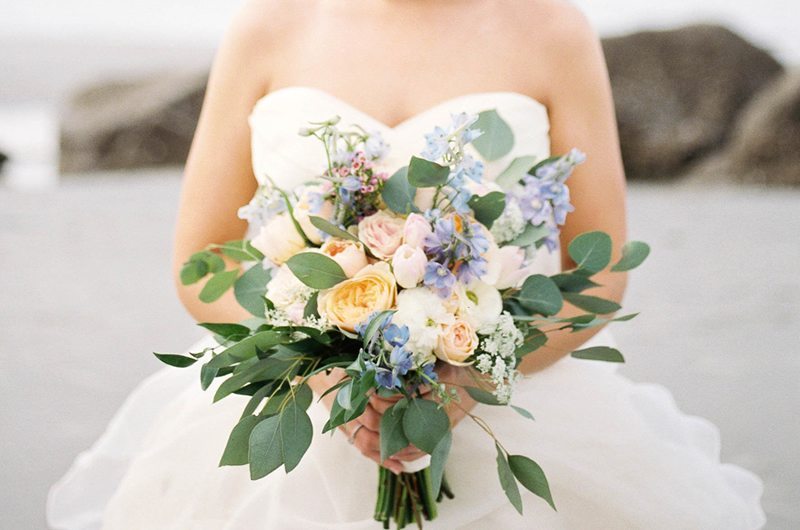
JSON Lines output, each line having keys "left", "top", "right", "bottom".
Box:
{"left": 47, "top": 329, "right": 765, "bottom": 529}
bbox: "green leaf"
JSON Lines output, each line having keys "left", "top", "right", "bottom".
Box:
{"left": 407, "top": 156, "right": 450, "bottom": 187}
{"left": 220, "top": 415, "right": 260, "bottom": 466}
{"left": 303, "top": 291, "right": 319, "bottom": 318}
{"left": 508, "top": 455, "right": 555, "bottom": 510}
{"left": 430, "top": 431, "right": 452, "bottom": 495}
{"left": 198, "top": 323, "right": 251, "bottom": 340}
{"left": 309, "top": 216, "right": 361, "bottom": 243}
{"left": 180, "top": 259, "right": 208, "bottom": 285}
{"left": 515, "top": 328, "right": 548, "bottom": 357}
{"left": 380, "top": 400, "right": 409, "bottom": 461}
{"left": 495, "top": 155, "right": 537, "bottom": 190}
{"left": 570, "top": 346, "right": 625, "bottom": 363}
{"left": 611, "top": 241, "right": 651, "bottom": 272}
{"left": 153, "top": 352, "right": 198, "bottom": 368}
{"left": 360, "top": 310, "right": 395, "bottom": 348}
{"left": 472, "top": 109, "right": 514, "bottom": 161}
{"left": 216, "top": 240, "right": 260, "bottom": 262}
{"left": 286, "top": 252, "right": 347, "bottom": 289}
{"left": 381, "top": 166, "right": 419, "bottom": 214}
{"left": 402, "top": 398, "right": 450, "bottom": 454}
{"left": 241, "top": 384, "right": 273, "bottom": 418}
{"left": 291, "top": 383, "right": 314, "bottom": 411}
{"left": 280, "top": 400, "right": 313, "bottom": 472}
{"left": 568, "top": 231, "right": 612, "bottom": 274}
{"left": 509, "top": 223, "right": 551, "bottom": 248}
{"left": 468, "top": 191, "right": 506, "bottom": 229}
{"left": 518, "top": 275, "right": 564, "bottom": 316}
{"left": 336, "top": 381, "right": 354, "bottom": 410}
{"left": 562, "top": 292, "right": 621, "bottom": 314}
{"left": 199, "top": 269, "right": 239, "bottom": 303}
{"left": 234, "top": 265, "right": 271, "bottom": 317}
{"left": 550, "top": 273, "right": 600, "bottom": 293}
{"left": 511, "top": 405, "right": 535, "bottom": 421}
{"left": 496, "top": 444, "right": 523, "bottom": 514}
{"left": 465, "top": 386, "right": 503, "bottom": 406}
{"left": 248, "top": 414, "right": 283, "bottom": 479}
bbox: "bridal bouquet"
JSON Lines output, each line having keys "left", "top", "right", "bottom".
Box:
{"left": 158, "top": 109, "right": 648, "bottom": 528}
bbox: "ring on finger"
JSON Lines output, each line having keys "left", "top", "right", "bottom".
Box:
{"left": 347, "top": 423, "right": 365, "bottom": 445}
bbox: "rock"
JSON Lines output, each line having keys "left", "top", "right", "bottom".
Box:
{"left": 59, "top": 72, "right": 206, "bottom": 173}
{"left": 692, "top": 71, "right": 800, "bottom": 186}
{"left": 602, "top": 25, "right": 784, "bottom": 181}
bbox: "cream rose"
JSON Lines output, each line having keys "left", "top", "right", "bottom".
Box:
{"left": 435, "top": 319, "right": 478, "bottom": 365}
{"left": 320, "top": 238, "right": 368, "bottom": 278}
{"left": 251, "top": 214, "right": 306, "bottom": 265}
{"left": 402, "top": 213, "right": 433, "bottom": 249}
{"left": 459, "top": 280, "right": 503, "bottom": 330}
{"left": 358, "top": 211, "right": 406, "bottom": 260}
{"left": 484, "top": 244, "right": 529, "bottom": 289}
{"left": 317, "top": 262, "right": 397, "bottom": 332}
{"left": 391, "top": 244, "right": 427, "bottom": 288}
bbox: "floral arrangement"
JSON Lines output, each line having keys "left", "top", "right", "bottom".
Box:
{"left": 158, "top": 109, "right": 649, "bottom": 528}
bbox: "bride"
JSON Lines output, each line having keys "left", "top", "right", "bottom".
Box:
{"left": 48, "top": 0, "right": 765, "bottom": 528}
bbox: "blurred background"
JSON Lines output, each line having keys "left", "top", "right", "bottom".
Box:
{"left": 1, "top": 0, "right": 798, "bottom": 528}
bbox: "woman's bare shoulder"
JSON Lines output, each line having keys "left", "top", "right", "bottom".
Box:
{"left": 503, "top": 0, "right": 598, "bottom": 53}
{"left": 223, "top": 0, "right": 312, "bottom": 52}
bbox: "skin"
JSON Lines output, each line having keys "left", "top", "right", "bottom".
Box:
{"left": 173, "top": 0, "right": 628, "bottom": 475}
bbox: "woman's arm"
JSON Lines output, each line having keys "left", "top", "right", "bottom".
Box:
{"left": 172, "top": 4, "right": 274, "bottom": 324}
{"left": 518, "top": 7, "right": 628, "bottom": 374}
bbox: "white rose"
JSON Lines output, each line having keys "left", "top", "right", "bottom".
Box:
{"left": 392, "top": 287, "right": 455, "bottom": 363}
{"left": 484, "top": 244, "right": 529, "bottom": 290}
{"left": 265, "top": 264, "right": 314, "bottom": 322}
{"left": 251, "top": 214, "right": 306, "bottom": 265}
{"left": 458, "top": 280, "right": 503, "bottom": 330}
{"left": 391, "top": 244, "right": 427, "bottom": 288}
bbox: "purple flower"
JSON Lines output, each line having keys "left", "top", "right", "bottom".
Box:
{"left": 455, "top": 256, "right": 488, "bottom": 284}
{"left": 389, "top": 346, "right": 413, "bottom": 375}
{"left": 374, "top": 367, "right": 401, "bottom": 389}
{"left": 517, "top": 185, "right": 554, "bottom": 226}
{"left": 421, "top": 362, "right": 438, "bottom": 382}
{"left": 424, "top": 262, "right": 457, "bottom": 298}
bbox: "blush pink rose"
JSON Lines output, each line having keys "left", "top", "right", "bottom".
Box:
{"left": 402, "top": 213, "right": 433, "bottom": 249}
{"left": 357, "top": 211, "right": 405, "bottom": 260}
{"left": 320, "top": 238, "right": 369, "bottom": 278}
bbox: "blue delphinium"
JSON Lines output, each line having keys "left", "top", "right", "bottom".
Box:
{"left": 338, "top": 175, "right": 362, "bottom": 205}
{"left": 423, "top": 262, "right": 457, "bottom": 298}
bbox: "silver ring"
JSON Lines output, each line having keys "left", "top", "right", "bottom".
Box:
{"left": 348, "top": 423, "right": 365, "bottom": 445}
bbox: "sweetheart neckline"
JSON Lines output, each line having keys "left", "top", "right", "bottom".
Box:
{"left": 250, "top": 85, "right": 549, "bottom": 131}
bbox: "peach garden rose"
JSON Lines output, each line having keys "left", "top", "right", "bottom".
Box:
{"left": 357, "top": 210, "right": 405, "bottom": 260}
{"left": 317, "top": 262, "right": 397, "bottom": 332}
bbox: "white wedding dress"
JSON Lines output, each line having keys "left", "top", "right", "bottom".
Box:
{"left": 48, "top": 87, "right": 766, "bottom": 530}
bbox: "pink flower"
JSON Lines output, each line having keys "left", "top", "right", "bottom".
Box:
{"left": 391, "top": 244, "right": 427, "bottom": 288}
{"left": 320, "top": 238, "right": 369, "bottom": 278}
{"left": 357, "top": 211, "right": 405, "bottom": 260}
{"left": 402, "top": 213, "right": 433, "bottom": 249}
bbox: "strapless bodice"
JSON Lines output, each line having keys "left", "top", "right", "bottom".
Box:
{"left": 248, "top": 86, "right": 551, "bottom": 190}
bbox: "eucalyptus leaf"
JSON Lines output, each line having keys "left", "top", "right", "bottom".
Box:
{"left": 309, "top": 216, "right": 360, "bottom": 243}
{"left": 472, "top": 109, "right": 514, "bottom": 161}
{"left": 381, "top": 166, "right": 419, "bottom": 214}
{"left": 280, "top": 400, "right": 313, "bottom": 472}
{"left": 550, "top": 273, "right": 600, "bottom": 293}
{"left": 509, "top": 223, "right": 551, "bottom": 248}
{"left": 380, "top": 400, "right": 409, "bottom": 461}
{"left": 216, "top": 240, "right": 260, "bottom": 262}
{"left": 430, "top": 431, "right": 452, "bottom": 495}
{"left": 336, "top": 381, "right": 354, "bottom": 410}
{"left": 495, "top": 155, "right": 537, "bottom": 190}
{"left": 570, "top": 346, "right": 625, "bottom": 363}
{"left": 611, "top": 241, "right": 651, "bottom": 272}
{"left": 562, "top": 292, "right": 621, "bottom": 314}
{"left": 407, "top": 156, "right": 450, "bottom": 187}
{"left": 518, "top": 275, "right": 564, "bottom": 316}
{"left": 234, "top": 265, "right": 271, "bottom": 317}
{"left": 402, "top": 398, "right": 450, "bottom": 454}
{"left": 248, "top": 414, "right": 283, "bottom": 479}
{"left": 515, "top": 328, "right": 548, "bottom": 357}
{"left": 465, "top": 386, "right": 503, "bottom": 406}
{"left": 496, "top": 444, "right": 523, "bottom": 514}
{"left": 303, "top": 291, "right": 319, "bottom": 319}
{"left": 220, "top": 415, "right": 260, "bottom": 466}
{"left": 511, "top": 405, "right": 535, "bottom": 421}
{"left": 199, "top": 269, "right": 239, "bottom": 303}
{"left": 153, "top": 352, "right": 198, "bottom": 368}
{"left": 241, "top": 384, "right": 273, "bottom": 419}
{"left": 180, "top": 259, "right": 208, "bottom": 285}
{"left": 198, "top": 322, "right": 251, "bottom": 340}
{"left": 468, "top": 191, "right": 506, "bottom": 229}
{"left": 286, "top": 252, "right": 347, "bottom": 289}
{"left": 568, "top": 231, "right": 612, "bottom": 274}
{"left": 508, "top": 454, "right": 556, "bottom": 510}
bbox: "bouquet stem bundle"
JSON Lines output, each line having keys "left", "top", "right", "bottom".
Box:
{"left": 375, "top": 468, "right": 452, "bottom": 529}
